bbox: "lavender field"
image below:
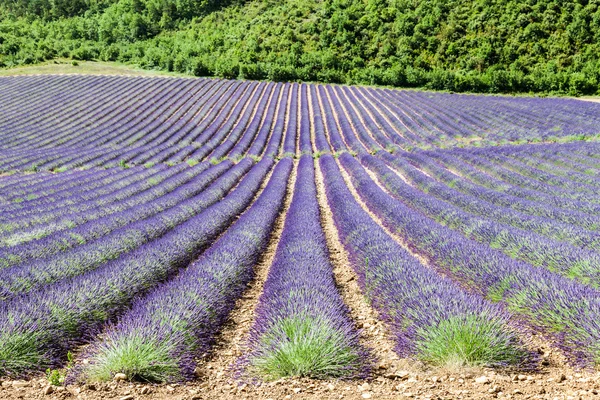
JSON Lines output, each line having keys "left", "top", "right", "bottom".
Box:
{"left": 1, "top": 74, "right": 600, "bottom": 386}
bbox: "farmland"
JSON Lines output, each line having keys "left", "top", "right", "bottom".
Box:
{"left": 1, "top": 74, "right": 600, "bottom": 399}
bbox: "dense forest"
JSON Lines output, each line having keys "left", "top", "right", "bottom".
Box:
{"left": 1, "top": 0, "right": 600, "bottom": 94}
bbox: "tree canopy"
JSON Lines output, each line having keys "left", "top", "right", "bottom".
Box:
{"left": 2, "top": 0, "right": 600, "bottom": 94}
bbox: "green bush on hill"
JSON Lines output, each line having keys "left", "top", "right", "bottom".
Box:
{"left": 1, "top": 0, "right": 600, "bottom": 95}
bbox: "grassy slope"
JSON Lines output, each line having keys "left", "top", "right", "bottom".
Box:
{"left": 0, "top": 59, "right": 189, "bottom": 77}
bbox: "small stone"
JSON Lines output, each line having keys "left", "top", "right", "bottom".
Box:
{"left": 86, "top": 383, "right": 97, "bottom": 391}
{"left": 513, "top": 389, "right": 523, "bottom": 394}
{"left": 475, "top": 376, "right": 490, "bottom": 384}
{"left": 526, "top": 375, "right": 534, "bottom": 381}
{"left": 358, "top": 383, "right": 370, "bottom": 392}
{"left": 190, "top": 396, "right": 202, "bottom": 400}
{"left": 327, "top": 384, "right": 336, "bottom": 391}
{"left": 404, "top": 392, "right": 414, "bottom": 398}
{"left": 362, "top": 393, "right": 372, "bottom": 399}
{"left": 431, "top": 376, "right": 440, "bottom": 383}
{"left": 1, "top": 381, "right": 11, "bottom": 388}
{"left": 517, "top": 375, "right": 527, "bottom": 381}
{"left": 397, "top": 371, "right": 409, "bottom": 379}
{"left": 292, "top": 387, "right": 302, "bottom": 394}
{"left": 488, "top": 386, "right": 500, "bottom": 394}
{"left": 120, "top": 396, "right": 134, "bottom": 400}
{"left": 12, "top": 381, "right": 29, "bottom": 388}
{"left": 577, "top": 377, "right": 590, "bottom": 383}
{"left": 140, "top": 386, "right": 150, "bottom": 395}
{"left": 43, "top": 386, "right": 54, "bottom": 395}
{"left": 113, "top": 373, "right": 127, "bottom": 381}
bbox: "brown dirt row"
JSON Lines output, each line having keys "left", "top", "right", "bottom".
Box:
{"left": 276, "top": 82, "right": 295, "bottom": 159}
{"left": 310, "top": 84, "right": 340, "bottom": 154}
{"left": 294, "top": 84, "right": 301, "bottom": 156}
{"left": 257, "top": 81, "right": 286, "bottom": 159}
{"left": 347, "top": 86, "right": 411, "bottom": 145}
{"left": 314, "top": 159, "right": 401, "bottom": 371}
{"left": 188, "top": 157, "right": 300, "bottom": 398}
{"left": 322, "top": 85, "right": 370, "bottom": 154}
{"left": 207, "top": 82, "right": 268, "bottom": 158}
{"left": 333, "top": 86, "right": 387, "bottom": 150}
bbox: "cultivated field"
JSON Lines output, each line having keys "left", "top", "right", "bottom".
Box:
{"left": 0, "top": 75, "right": 600, "bottom": 399}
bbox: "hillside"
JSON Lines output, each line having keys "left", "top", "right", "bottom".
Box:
{"left": 1, "top": 0, "right": 600, "bottom": 95}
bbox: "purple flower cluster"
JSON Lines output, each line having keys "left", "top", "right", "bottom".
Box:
{"left": 0, "top": 157, "right": 274, "bottom": 376}
{"left": 244, "top": 155, "right": 370, "bottom": 380}
{"left": 319, "top": 154, "right": 529, "bottom": 368}
{"left": 360, "top": 154, "right": 600, "bottom": 285}
{"left": 77, "top": 158, "right": 293, "bottom": 383}
{"left": 0, "top": 159, "right": 251, "bottom": 299}
{"left": 340, "top": 152, "right": 600, "bottom": 366}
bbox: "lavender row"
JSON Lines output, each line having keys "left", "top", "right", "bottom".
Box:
{"left": 0, "top": 161, "right": 229, "bottom": 268}
{"left": 404, "top": 152, "right": 600, "bottom": 231}
{"left": 362, "top": 154, "right": 600, "bottom": 286}
{"left": 340, "top": 152, "right": 600, "bottom": 366}
{"left": 78, "top": 158, "right": 292, "bottom": 383}
{"left": 245, "top": 155, "right": 369, "bottom": 379}
{"left": 0, "top": 157, "right": 273, "bottom": 376}
{"left": 372, "top": 152, "right": 600, "bottom": 251}
{"left": 319, "top": 155, "right": 529, "bottom": 367}
{"left": 0, "top": 165, "right": 177, "bottom": 232}
{"left": 0, "top": 159, "right": 251, "bottom": 298}
{"left": 421, "top": 150, "right": 600, "bottom": 215}
{"left": 459, "top": 150, "right": 600, "bottom": 198}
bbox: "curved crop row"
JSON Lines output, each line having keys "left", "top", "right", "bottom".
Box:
{"left": 319, "top": 154, "right": 529, "bottom": 368}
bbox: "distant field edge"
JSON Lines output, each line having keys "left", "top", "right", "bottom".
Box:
{"left": 0, "top": 59, "right": 191, "bottom": 78}
{"left": 3, "top": 60, "right": 600, "bottom": 100}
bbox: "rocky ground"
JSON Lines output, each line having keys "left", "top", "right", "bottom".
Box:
{"left": 1, "top": 359, "right": 599, "bottom": 400}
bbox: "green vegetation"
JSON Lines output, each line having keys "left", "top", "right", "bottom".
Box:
{"left": 249, "top": 316, "right": 364, "bottom": 380}
{"left": 414, "top": 315, "right": 528, "bottom": 368}
{"left": 2, "top": 0, "right": 600, "bottom": 94}
{"left": 84, "top": 334, "right": 181, "bottom": 383}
